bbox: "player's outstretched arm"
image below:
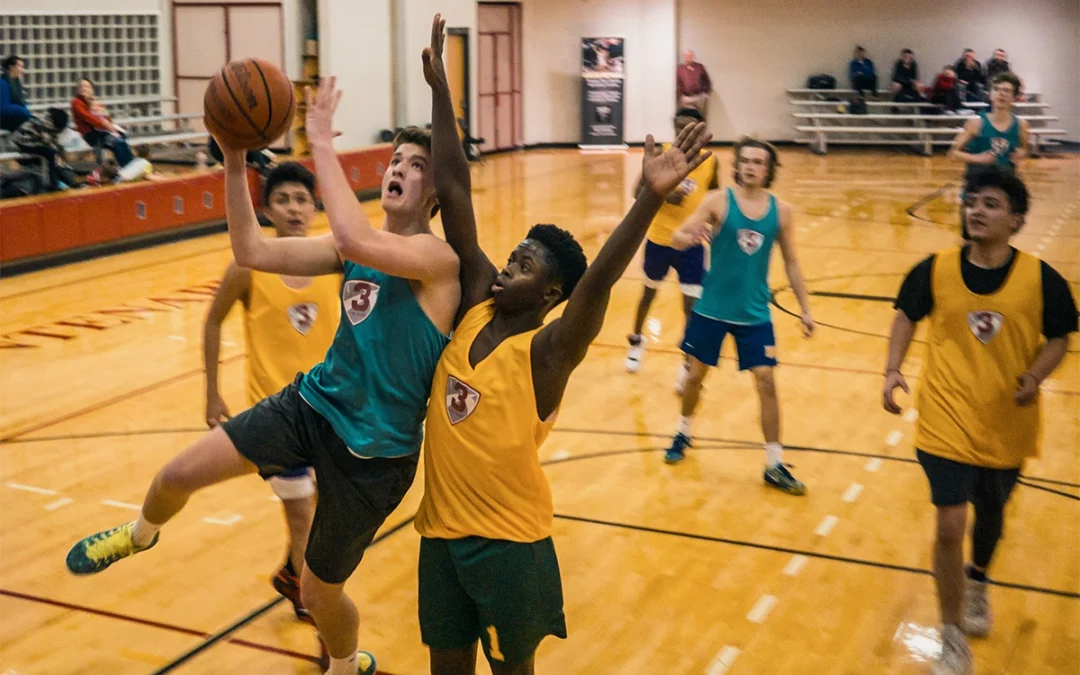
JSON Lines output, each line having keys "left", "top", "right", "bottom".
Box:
{"left": 538, "top": 122, "right": 712, "bottom": 371}
{"left": 203, "top": 262, "right": 249, "bottom": 428}
{"left": 307, "top": 76, "right": 458, "bottom": 282}
{"left": 222, "top": 147, "right": 341, "bottom": 275}
{"left": 670, "top": 188, "right": 726, "bottom": 250}
{"left": 425, "top": 13, "right": 497, "bottom": 312}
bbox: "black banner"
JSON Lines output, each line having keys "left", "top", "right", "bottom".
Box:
{"left": 580, "top": 37, "right": 625, "bottom": 147}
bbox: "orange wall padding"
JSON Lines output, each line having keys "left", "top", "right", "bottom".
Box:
{"left": 0, "top": 144, "right": 392, "bottom": 264}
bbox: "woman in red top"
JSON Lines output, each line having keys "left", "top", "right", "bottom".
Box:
{"left": 71, "top": 78, "right": 134, "bottom": 166}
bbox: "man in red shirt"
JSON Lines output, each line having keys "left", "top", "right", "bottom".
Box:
{"left": 677, "top": 50, "right": 712, "bottom": 117}
{"left": 71, "top": 78, "right": 135, "bottom": 167}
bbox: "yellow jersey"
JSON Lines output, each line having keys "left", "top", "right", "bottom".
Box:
{"left": 415, "top": 300, "right": 557, "bottom": 542}
{"left": 244, "top": 270, "right": 341, "bottom": 405}
{"left": 914, "top": 248, "right": 1044, "bottom": 468}
{"left": 646, "top": 149, "right": 718, "bottom": 247}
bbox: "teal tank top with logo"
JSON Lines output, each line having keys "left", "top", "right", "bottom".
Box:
{"left": 299, "top": 261, "right": 449, "bottom": 458}
{"left": 693, "top": 188, "right": 779, "bottom": 325}
{"left": 965, "top": 111, "right": 1020, "bottom": 173}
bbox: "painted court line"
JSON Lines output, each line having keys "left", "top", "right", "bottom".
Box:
{"left": 783, "top": 554, "right": 808, "bottom": 577}
{"left": 746, "top": 594, "right": 778, "bottom": 624}
{"left": 903, "top": 408, "right": 919, "bottom": 422}
{"left": 101, "top": 499, "right": 141, "bottom": 511}
{"left": 842, "top": 483, "right": 864, "bottom": 503}
{"left": 865, "top": 457, "right": 884, "bottom": 472}
{"left": 6, "top": 482, "right": 58, "bottom": 496}
{"left": 885, "top": 430, "right": 904, "bottom": 447}
{"left": 44, "top": 497, "right": 74, "bottom": 511}
{"left": 203, "top": 514, "right": 243, "bottom": 527}
{"left": 704, "top": 645, "right": 741, "bottom": 675}
{"left": 814, "top": 515, "right": 839, "bottom": 537}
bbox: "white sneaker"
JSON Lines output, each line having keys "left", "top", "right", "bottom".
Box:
{"left": 626, "top": 335, "right": 645, "bottom": 373}
{"left": 961, "top": 576, "right": 992, "bottom": 637}
{"left": 933, "top": 625, "right": 972, "bottom": 675}
{"left": 674, "top": 360, "right": 690, "bottom": 395}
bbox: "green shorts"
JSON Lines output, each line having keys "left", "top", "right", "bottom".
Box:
{"left": 419, "top": 536, "right": 567, "bottom": 667}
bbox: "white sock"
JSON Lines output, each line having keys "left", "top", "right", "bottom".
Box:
{"left": 130, "top": 512, "right": 161, "bottom": 547}
{"left": 765, "top": 442, "right": 783, "bottom": 468}
{"left": 327, "top": 652, "right": 358, "bottom": 675}
{"left": 677, "top": 415, "right": 694, "bottom": 437}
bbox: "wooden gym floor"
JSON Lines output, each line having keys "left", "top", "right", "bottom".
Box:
{"left": 1, "top": 147, "right": 1077, "bottom": 675}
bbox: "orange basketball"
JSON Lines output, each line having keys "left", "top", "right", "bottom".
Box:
{"left": 204, "top": 58, "right": 295, "bottom": 150}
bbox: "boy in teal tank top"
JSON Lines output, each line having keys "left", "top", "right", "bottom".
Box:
{"left": 66, "top": 79, "right": 462, "bottom": 675}
{"left": 949, "top": 71, "right": 1029, "bottom": 240}
{"left": 664, "top": 138, "right": 816, "bottom": 496}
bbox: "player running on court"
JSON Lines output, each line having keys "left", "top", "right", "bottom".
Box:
{"left": 948, "top": 71, "right": 1029, "bottom": 239}
{"left": 202, "top": 161, "right": 340, "bottom": 623}
{"left": 66, "top": 82, "right": 461, "bottom": 675}
{"left": 416, "top": 15, "right": 712, "bottom": 674}
{"left": 625, "top": 106, "right": 719, "bottom": 388}
{"left": 883, "top": 167, "right": 1076, "bottom": 675}
{"left": 662, "top": 138, "right": 815, "bottom": 495}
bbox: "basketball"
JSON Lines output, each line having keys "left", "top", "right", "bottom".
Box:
{"left": 203, "top": 58, "right": 295, "bottom": 150}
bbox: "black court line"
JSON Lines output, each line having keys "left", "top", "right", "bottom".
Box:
{"left": 152, "top": 516, "right": 415, "bottom": 674}
{"left": 906, "top": 181, "right": 959, "bottom": 226}
{"left": 811, "top": 290, "right": 896, "bottom": 303}
{"left": 553, "top": 513, "right": 1080, "bottom": 600}
{"left": 550, "top": 427, "right": 1080, "bottom": 489}
{"left": 0, "top": 427, "right": 207, "bottom": 444}
{"left": 0, "top": 589, "right": 321, "bottom": 666}
{"left": 1017, "top": 478, "right": 1080, "bottom": 501}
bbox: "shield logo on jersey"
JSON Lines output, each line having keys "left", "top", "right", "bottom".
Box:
{"left": 737, "top": 229, "right": 764, "bottom": 255}
{"left": 342, "top": 280, "right": 380, "bottom": 325}
{"left": 678, "top": 177, "right": 697, "bottom": 196}
{"left": 991, "top": 137, "right": 1009, "bottom": 157}
{"left": 288, "top": 302, "right": 318, "bottom": 335}
{"left": 445, "top": 376, "right": 480, "bottom": 425}
{"left": 968, "top": 311, "right": 1003, "bottom": 344}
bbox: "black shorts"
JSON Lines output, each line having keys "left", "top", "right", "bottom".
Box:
{"left": 222, "top": 374, "right": 418, "bottom": 583}
{"left": 916, "top": 449, "right": 1020, "bottom": 508}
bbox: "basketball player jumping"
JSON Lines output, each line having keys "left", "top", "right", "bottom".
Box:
{"left": 884, "top": 166, "right": 1076, "bottom": 675}
{"left": 662, "top": 138, "right": 814, "bottom": 495}
{"left": 66, "top": 87, "right": 461, "bottom": 675}
{"left": 625, "top": 106, "right": 719, "bottom": 389}
{"left": 417, "top": 16, "right": 712, "bottom": 674}
{"left": 203, "top": 161, "right": 340, "bottom": 623}
{"left": 948, "top": 71, "right": 1029, "bottom": 239}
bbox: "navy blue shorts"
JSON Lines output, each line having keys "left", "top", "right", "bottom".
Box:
{"left": 643, "top": 241, "right": 705, "bottom": 295}
{"left": 680, "top": 313, "right": 778, "bottom": 370}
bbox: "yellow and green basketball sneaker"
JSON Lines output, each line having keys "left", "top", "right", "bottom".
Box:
{"left": 66, "top": 521, "right": 159, "bottom": 575}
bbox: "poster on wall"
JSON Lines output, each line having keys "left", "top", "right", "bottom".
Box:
{"left": 580, "top": 37, "right": 626, "bottom": 148}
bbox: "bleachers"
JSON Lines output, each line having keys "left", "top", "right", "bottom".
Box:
{"left": 787, "top": 88, "right": 1067, "bottom": 154}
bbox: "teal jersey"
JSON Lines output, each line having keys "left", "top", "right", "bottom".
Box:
{"left": 694, "top": 188, "right": 779, "bottom": 325}
{"left": 300, "top": 261, "right": 449, "bottom": 458}
{"left": 965, "top": 111, "right": 1021, "bottom": 172}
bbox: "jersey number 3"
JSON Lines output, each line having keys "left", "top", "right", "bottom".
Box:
{"left": 343, "top": 280, "right": 380, "bottom": 325}
{"left": 446, "top": 375, "right": 481, "bottom": 425}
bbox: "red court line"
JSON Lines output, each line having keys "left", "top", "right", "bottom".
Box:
{"left": 1, "top": 353, "right": 245, "bottom": 442}
{"left": 0, "top": 588, "right": 322, "bottom": 665}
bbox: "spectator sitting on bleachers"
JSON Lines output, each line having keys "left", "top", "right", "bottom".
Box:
{"left": 1, "top": 55, "right": 31, "bottom": 132}
{"left": 849, "top": 46, "right": 877, "bottom": 97}
{"left": 11, "top": 107, "right": 76, "bottom": 191}
{"left": 986, "top": 49, "right": 1010, "bottom": 80}
{"left": 953, "top": 49, "right": 985, "bottom": 102}
{"left": 71, "top": 78, "right": 135, "bottom": 168}
{"left": 929, "top": 64, "right": 963, "bottom": 113}
{"left": 890, "top": 49, "right": 924, "bottom": 102}
{"left": 207, "top": 136, "right": 274, "bottom": 177}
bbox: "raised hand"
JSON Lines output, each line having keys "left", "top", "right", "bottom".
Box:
{"left": 304, "top": 76, "right": 343, "bottom": 147}
{"left": 422, "top": 14, "right": 448, "bottom": 89}
{"left": 641, "top": 121, "right": 713, "bottom": 197}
